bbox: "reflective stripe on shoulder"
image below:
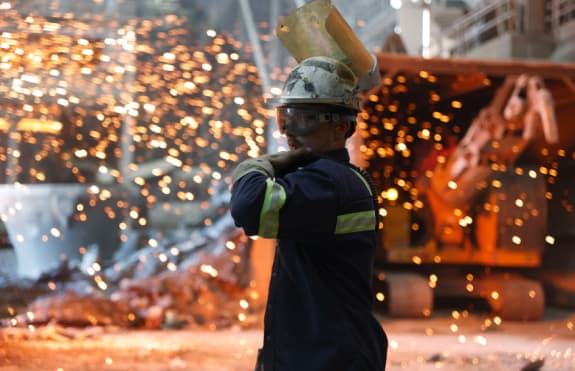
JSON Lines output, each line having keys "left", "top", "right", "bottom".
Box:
{"left": 348, "top": 167, "right": 372, "bottom": 196}
{"left": 258, "top": 178, "right": 286, "bottom": 238}
{"left": 335, "top": 210, "right": 376, "bottom": 234}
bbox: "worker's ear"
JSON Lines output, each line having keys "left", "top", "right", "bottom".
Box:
{"left": 334, "top": 121, "right": 350, "bottom": 136}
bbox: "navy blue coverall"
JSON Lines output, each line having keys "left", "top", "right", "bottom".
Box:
{"left": 230, "top": 148, "right": 388, "bottom": 371}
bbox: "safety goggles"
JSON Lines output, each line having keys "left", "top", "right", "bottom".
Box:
{"left": 275, "top": 106, "right": 356, "bottom": 136}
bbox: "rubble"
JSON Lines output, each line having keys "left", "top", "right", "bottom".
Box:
{"left": 1, "top": 321, "right": 105, "bottom": 341}
{"left": 0, "top": 206, "right": 263, "bottom": 334}
{"left": 2, "top": 264, "right": 261, "bottom": 332}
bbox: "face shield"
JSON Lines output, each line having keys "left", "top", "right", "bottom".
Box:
{"left": 276, "top": 106, "right": 356, "bottom": 137}
{"left": 276, "top": 0, "right": 381, "bottom": 91}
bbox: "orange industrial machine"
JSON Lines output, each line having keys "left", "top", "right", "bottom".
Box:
{"left": 358, "top": 54, "right": 575, "bottom": 320}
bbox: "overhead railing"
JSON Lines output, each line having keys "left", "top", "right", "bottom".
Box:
{"left": 548, "top": 0, "right": 575, "bottom": 33}
{"left": 446, "top": 0, "right": 575, "bottom": 56}
{"left": 444, "top": 0, "right": 522, "bottom": 56}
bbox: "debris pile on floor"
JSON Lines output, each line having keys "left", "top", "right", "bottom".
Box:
{"left": 1, "top": 212, "right": 265, "bottom": 337}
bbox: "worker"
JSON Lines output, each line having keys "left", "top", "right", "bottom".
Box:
{"left": 230, "top": 55, "right": 388, "bottom": 371}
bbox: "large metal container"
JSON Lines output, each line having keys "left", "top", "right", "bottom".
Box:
{"left": 0, "top": 183, "right": 125, "bottom": 280}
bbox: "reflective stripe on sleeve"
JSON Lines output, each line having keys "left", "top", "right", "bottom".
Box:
{"left": 258, "top": 178, "right": 287, "bottom": 238}
{"left": 335, "top": 210, "right": 376, "bottom": 234}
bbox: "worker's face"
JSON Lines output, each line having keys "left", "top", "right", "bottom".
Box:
{"left": 287, "top": 122, "right": 347, "bottom": 153}
{"left": 276, "top": 105, "right": 352, "bottom": 153}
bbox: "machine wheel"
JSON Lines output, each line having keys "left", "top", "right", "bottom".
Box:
{"left": 480, "top": 275, "right": 545, "bottom": 321}
{"left": 378, "top": 271, "right": 434, "bottom": 318}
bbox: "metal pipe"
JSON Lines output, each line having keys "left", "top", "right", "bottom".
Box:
{"left": 239, "top": 0, "right": 272, "bottom": 95}
{"left": 268, "top": 0, "right": 284, "bottom": 153}
{"left": 239, "top": 0, "right": 276, "bottom": 152}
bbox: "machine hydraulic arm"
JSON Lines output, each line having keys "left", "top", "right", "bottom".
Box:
{"left": 429, "top": 74, "right": 558, "bottom": 209}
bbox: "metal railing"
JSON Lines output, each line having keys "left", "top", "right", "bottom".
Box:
{"left": 445, "top": 0, "right": 575, "bottom": 56}
{"left": 548, "top": 0, "right": 575, "bottom": 33}
{"left": 444, "top": 0, "right": 523, "bottom": 56}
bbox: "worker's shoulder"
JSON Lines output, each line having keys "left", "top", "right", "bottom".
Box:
{"left": 306, "top": 156, "right": 346, "bottom": 168}
{"left": 303, "top": 157, "right": 356, "bottom": 178}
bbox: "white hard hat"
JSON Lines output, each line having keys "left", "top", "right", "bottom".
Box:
{"left": 268, "top": 56, "right": 360, "bottom": 111}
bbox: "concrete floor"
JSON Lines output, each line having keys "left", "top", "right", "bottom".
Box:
{"left": 1, "top": 308, "right": 574, "bottom": 370}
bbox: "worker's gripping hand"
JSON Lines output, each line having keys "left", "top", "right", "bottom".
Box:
{"left": 262, "top": 147, "right": 318, "bottom": 176}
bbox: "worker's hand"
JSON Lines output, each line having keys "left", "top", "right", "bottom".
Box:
{"left": 263, "top": 147, "right": 318, "bottom": 176}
